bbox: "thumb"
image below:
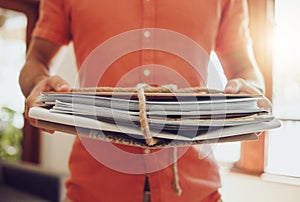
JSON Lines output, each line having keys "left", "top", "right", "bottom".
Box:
{"left": 47, "top": 75, "right": 71, "bottom": 92}
{"left": 225, "top": 79, "right": 242, "bottom": 94}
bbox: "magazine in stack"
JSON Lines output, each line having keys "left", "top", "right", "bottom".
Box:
{"left": 29, "top": 88, "right": 281, "bottom": 148}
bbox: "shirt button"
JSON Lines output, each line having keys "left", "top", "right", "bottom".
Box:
{"left": 144, "top": 148, "right": 150, "bottom": 154}
{"left": 144, "top": 30, "right": 151, "bottom": 38}
{"left": 144, "top": 69, "right": 151, "bottom": 77}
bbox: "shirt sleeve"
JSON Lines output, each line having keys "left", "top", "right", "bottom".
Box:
{"left": 32, "top": 0, "right": 71, "bottom": 45}
{"left": 215, "top": 0, "right": 252, "bottom": 54}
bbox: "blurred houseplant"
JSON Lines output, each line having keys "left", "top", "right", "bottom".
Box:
{"left": 0, "top": 106, "right": 23, "bottom": 160}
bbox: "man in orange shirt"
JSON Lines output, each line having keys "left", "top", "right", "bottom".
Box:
{"left": 20, "top": 0, "right": 265, "bottom": 201}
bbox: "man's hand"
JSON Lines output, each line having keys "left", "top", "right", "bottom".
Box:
{"left": 224, "top": 78, "right": 271, "bottom": 112}
{"left": 25, "top": 75, "right": 71, "bottom": 133}
{"left": 224, "top": 78, "right": 263, "bottom": 95}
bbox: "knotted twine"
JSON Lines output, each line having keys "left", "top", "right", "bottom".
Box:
{"left": 73, "top": 85, "right": 222, "bottom": 195}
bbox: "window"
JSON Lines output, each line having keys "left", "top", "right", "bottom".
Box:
{"left": 265, "top": 0, "right": 300, "bottom": 178}
{"left": 0, "top": 9, "right": 26, "bottom": 111}
{"left": 0, "top": 9, "right": 26, "bottom": 159}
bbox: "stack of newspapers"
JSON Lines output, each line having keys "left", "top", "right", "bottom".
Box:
{"left": 29, "top": 90, "right": 281, "bottom": 148}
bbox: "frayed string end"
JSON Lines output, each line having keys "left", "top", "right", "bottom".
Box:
{"left": 173, "top": 147, "right": 182, "bottom": 196}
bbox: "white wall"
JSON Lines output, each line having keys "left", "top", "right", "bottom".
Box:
{"left": 40, "top": 132, "right": 74, "bottom": 173}
{"left": 220, "top": 171, "right": 300, "bottom": 202}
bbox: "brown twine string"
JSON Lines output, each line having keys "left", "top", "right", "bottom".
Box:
{"left": 74, "top": 85, "right": 189, "bottom": 194}
{"left": 72, "top": 85, "right": 222, "bottom": 147}
{"left": 72, "top": 86, "right": 223, "bottom": 94}
{"left": 173, "top": 147, "right": 183, "bottom": 196}
{"left": 136, "top": 86, "right": 157, "bottom": 146}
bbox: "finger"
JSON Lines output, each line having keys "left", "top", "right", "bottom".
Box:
{"left": 255, "top": 131, "right": 263, "bottom": 136}
{"left": 224, "top": 79, "right": 242, "bottom": 94}
{"left": 30, "top": 120, "right": 55, "bottom": 134}
{"left": 26, "top": 83, "right": 48, "bottom": 107}
{"left": 225, "top": 78, "right": 262, "bottom": 94}
{"left": 41, "top": 129, "right": 55, "bottom": 134}
{"left": 257, "top": 96, "right": 272, "bottom": 112}
{"left": 26, "top": 93, "right": 44, "bottom": 109}
{"left": 46, "top": 75, "right": 71, "bottom": 92}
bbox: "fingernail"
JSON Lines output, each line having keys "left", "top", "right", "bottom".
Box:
{"left": 225, "top": 86, "right": 234, "bottom": 92}
{"left": 58, "top": 84, "right": 70, "bottom": 90}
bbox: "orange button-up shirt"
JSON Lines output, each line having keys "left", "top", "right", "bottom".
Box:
{"left": 33, "top": 0, "right": 251, "bottom": 201}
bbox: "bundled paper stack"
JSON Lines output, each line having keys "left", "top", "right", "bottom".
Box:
{"left": 29, "top": 87, "right": 281, "bottom": 148}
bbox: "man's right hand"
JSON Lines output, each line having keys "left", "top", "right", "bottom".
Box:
{"left": 25, "top": 75, "right": 71, "bottom": 132}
